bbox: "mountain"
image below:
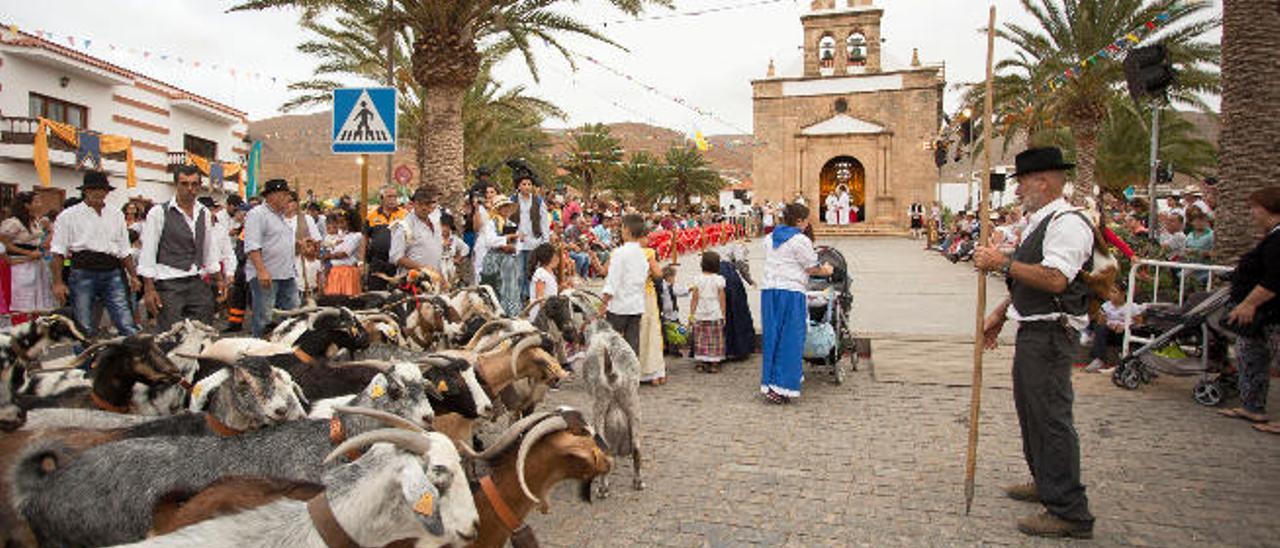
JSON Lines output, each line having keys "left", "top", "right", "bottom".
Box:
{"left": 247, "top": 113, "right": 753, "bottom": 199}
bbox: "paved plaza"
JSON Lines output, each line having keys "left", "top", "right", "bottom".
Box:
{"left": 519, "top": 237, "right": 1280, "bottom": 547}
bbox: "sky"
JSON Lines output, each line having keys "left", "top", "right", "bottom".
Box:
{"left": 4, "top": 0, "right": 1222, "bottom": 135}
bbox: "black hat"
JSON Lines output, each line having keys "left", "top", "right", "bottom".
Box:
{"left": 260, "top": 179, "right": 290, "bottom": 196}
{"left": 411, "top": 187, "right": 437, "bottom": 203}
{"left": 197, "top": 196, "right": 217, "bottom": 209}
{"left": 79, "top": 171, "right": 114, "bottom": 191}
{"left": 506, "top": 158, "right": 541, "bottom": 187}
{"left": 1011, "top": 147, "right": 1075, "bottom": 178}
{"left": 475, "top": 166, "right": 493, "bottom": 178}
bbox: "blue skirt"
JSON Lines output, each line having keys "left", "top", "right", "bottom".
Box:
{"left": 761, "top": 288, "right": 806, "bottom": 397}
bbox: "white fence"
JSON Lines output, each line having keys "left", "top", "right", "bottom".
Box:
{"left": 1121, "top": 258, "right": 1233, "bottom": 355}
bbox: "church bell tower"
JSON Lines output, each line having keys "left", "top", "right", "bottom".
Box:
{"left": 802, "top": 0, "right": 884, "bottom": 77}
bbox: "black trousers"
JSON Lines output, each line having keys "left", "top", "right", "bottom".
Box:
{"left": 153, "top": 276, "right": 214, "bottom": 331}
{"left": 1013, "top": 322, "right": 1094, "bottom": 523}
{"left": 606, "top": 312, "right": 642, "bottom": 356}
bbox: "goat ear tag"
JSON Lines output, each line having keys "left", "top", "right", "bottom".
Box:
{"left": 437, "top": 380, "right": 448, "bottom": 393}
{"left": 413, "top": 492, "right": 434, "bottom": 516}
{"left": 370, "top": 384, "right": 386, "bottom": 399}
{"left": 399, "top": 465, "right": 436, "bottom": 517}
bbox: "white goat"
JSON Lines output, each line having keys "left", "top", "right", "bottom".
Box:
{"left": 579, "top": 319, "right": 644, "bottom": 498}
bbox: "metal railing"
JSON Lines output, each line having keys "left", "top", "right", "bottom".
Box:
{"left": 1121, "top": 258, "right": 1233, "bottom": 355}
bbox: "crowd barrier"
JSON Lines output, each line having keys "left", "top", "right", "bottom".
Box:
{"left": 647, "top": 222, "right": 748, "bottom": 261}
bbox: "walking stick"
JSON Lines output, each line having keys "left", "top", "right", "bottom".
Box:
{"left": 964, "top": 5, "right": 997, "bottom": 516}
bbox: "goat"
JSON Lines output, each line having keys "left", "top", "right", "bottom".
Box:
{"left": 469, "top": 318, "right": 569, "bottom": 425}
{"left": 461, "top": 408, "right": 613, "bottom": 548}
{"left": 16, "top": 334, "right": 184, "bottom": 414}
{"left": 579, "top": 319, "right": 645, "bottom": 498}
{"left": 0, "top": 313, "right": 86, "bottom": 430}
{"left": 310, "top": 356, "right": 491, "bottom": 422}
{"left": 11, "top": 368, "right": 439, "bottom": 546}
{"left": 133, "top": 319, "right": 219, "bottom": 415}
{"left": 0, "top": 357, "right": 309, "bottom": 548}
{"left": 430, "top": 332, "right": 566, "bottom": 443}
{"left": 110, "top": 407, "right": 479, "bottom": 547}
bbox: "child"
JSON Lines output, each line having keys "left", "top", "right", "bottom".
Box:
{"left": 439, "top": 213, "right": 470, "bottom": 287}
{"left": 602, "top": 214, "right": 659, "bottom": 358}
{"left": 527, "top": 242, "right": 559, "bottom": 319}
{"left": 658, "top": 265, "right": 689, "bottom": 323}
{"left": 690, "top": 251, "right": 727, "bottom": 372}
{"left": 321, "top": 213, "right": 362, "bottom": 296}
{"left": 1085, "top": 285, "right": 1145, "bottom": 372}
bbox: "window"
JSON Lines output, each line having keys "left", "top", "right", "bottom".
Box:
{"left": 0, "top": 183, "right": 14, "bottom": 218}
{"left": 818, "top": 36, "right": 837, "bottom": 69}
{"left": 28, "top": 93, "right": 88, "bottom": 128}
{"left": 184, "top": 134, "right": 218, "bottom": 161}
{"left": 846, "top": 33, "right": 867, "bottom": 66}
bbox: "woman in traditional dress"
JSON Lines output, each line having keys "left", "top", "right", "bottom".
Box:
{"left": 478, "top": 196, "right": 523, "bottom": 316}
{"left": 718, "top": 243, "right": 756, "bottom": 362}
{"left": 0, "top": 192, "right": 55, "bottom": 324}
{"left": 760, "top": 203, "right": 832, "bottom": 404}
{"left": 637, "top": 235, "right": 668, "bottom": 385}
{"left": 321, "top": 212, "right": 362, "bottom": 296}
{"left": 824, "top": 191, "right": 839, "bottom": 225}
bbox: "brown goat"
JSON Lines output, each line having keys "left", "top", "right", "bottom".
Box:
{"left": 149, "top": 477, "right": 324, "bottom": 536}
{"left": 431, "top": 338, "right": 566, "bottom": 443}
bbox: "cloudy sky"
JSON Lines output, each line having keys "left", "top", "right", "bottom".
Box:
{"left": 6, "top": 0, "right": 1221, "bottom": 135}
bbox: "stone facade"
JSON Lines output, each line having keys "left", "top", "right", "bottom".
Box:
{"left": 751, "top": 0, "right": 944, "bottom": 227}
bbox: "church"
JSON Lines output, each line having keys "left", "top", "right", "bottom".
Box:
{"left": 751, "top": 0, "right": 945, "bottom": 230}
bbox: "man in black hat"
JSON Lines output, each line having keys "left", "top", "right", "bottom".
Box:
{"left": 136, "top": 165, "right": 225, "bottom": 330}
{"left": 974, "top": 146, "right": 1096, "bottom": 538}
{"left": 49, "top": 170, "right": 140, "bottom": 339}
{"left": 242, "top": 178, "right": 306, "bottom": 336}
{"left": 510, "top": 160, "right": 549, "bottom": 303}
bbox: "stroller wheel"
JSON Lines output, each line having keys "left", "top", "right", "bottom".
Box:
{"left": 1193, "top": 379, "right": 1224, "bottom": 407}
{"left": 1121, "top": 367, "right": 1141, "bottom": 390}
{"left": 1111, "top": 363, "right": 1129, "bottom": 388}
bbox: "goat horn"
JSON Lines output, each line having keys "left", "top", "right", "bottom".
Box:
{"left": 329, "top": 360, "right": 393, "bottom": 370}
{"left": 465, "top": 319, "right": 514, "bottom": 351}
{"left": 469, "top": 412, "right": 554, "bottom": 461}
{"left": 174, "top": 352, "right": 206, "bottom": 362}
{"left": 516, "top": 415, "right": 570, "bottom": 504}
{"left": 324, "top": 428, "right": 432, "bottom": 464}
{"left": 519, "top": 297, "right": 549, "bottom": 319}
{"left": 273, "top": 306, "right": 320, "bottom": 317}
{"left": 508, "top": 334, "right": 544, "bottom": 379}
{"left": 332, "top": 405, "right": 427, "bottom": 433}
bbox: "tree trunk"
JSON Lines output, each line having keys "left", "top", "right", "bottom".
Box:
{"left": 1070, "top": 117, "right": 1100, "bottom": 210}
{"left": 421, "top": 84, "right": 468, "bottom": 201}
{"left": 413, "top": 129, "right": 428, "bottom": 193}
{"left": 1216, "top": 0, "right": 1280, "bottom": 260}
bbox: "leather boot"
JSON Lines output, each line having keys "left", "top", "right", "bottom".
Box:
{"left": 1002, "top": 482, "right": 1040, "bottom": 502}
{"left": 1017, "top": 511, "right": 1094, "bottom": 539}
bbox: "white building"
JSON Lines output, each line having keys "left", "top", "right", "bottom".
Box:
{"left": 0, "top": 27, "right": 248, "bottom": 217}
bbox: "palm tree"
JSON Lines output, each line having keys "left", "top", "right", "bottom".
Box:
{"left": 610, "top": 151, "right": 664, "bottom": 207}
{"left": 233, "top": 0, "right": 669, "bottom": 200}
{"left": 1214, "top": 0, "right": 1280, "bottom": 260}
{"left": 663, "top": 144, "right": 725, "bottom": 210}
{"left": 560, "top": 123, "right": 622, "bottom": 201}
{"left": 992, "top": 0, "right": 1220, "bottom": 195}
{"left": 1096, "top": 100, "right": 1216, "bottom": 193}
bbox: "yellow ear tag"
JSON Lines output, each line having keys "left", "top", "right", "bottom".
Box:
{"left": 192, "top": 385, "right": 203, "bottom": 399}
{"left": 413, "top": 492, "right": 434, "bottom": 516}
{"left": 370, "top": 384, "right": 386, "bottom": 399}
{"left": 437, "top": 380, "right": 448, "bottom": 393}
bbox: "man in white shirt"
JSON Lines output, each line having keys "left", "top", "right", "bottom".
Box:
{"left": 243, "top": 179, "right": 314, "bottom": 336}
{"left": 49, "top": 171, "right": 140, "bottom": 338}
{"left": 389, "top": 187, "right": 445, "bottom": 285}
{"left": 137, "top": 166, "right": 223, "bottom": 330}
{"left": 974, "top": 147, "right": 1095, "bottom": 539}
{"left": 601, "top": 214, "right": 652, "bottom": 354}
{"left": 512, "top": 167, "right": 550, "bottom": 304}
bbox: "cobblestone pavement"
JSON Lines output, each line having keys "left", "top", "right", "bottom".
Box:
{"left": 510, "top": 237, "right": 1280, "bottom": 547}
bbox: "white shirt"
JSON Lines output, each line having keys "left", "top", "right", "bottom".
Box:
{"left": 243, "top": 205, "right": 315, "bottom": 280}
{"left": 137, "top": 199, "right": 220, "bottom": 280}
{"left": 528, "top": 266, "right": 559, "bottom": 318}
{"left": 1103, "top": 301, "right": 1146, "bottom": 330}
{"left": 762, "top": 232, "right": 818, "bottom": 293}
{"left": 211, "top": 215, "right": 237, "bottom": 276}
{"left": 1006, "top": 198, "right": 1095, "bottom": 330}
{"left": 389, "top": 210, "right": 443, "bottom": 274}
{"left": 51, "top": 202, "right": 131, "bottom": 259}
{"left": 472, "top": 214, "right": 507, "bottom": 283}
{"left": 691, "top": 273, "right": 726, "bottom": 321}
{"left": 515, "top": 194, "right": 550, "bottom": 252}
{"left": 603, "top": 242, "right": 650, "bottom": 315}
{"left": 328, "top": 232, "right": 362, "bottom": 266}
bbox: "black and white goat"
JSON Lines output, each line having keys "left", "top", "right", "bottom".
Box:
{"left": 91, "top": 408, "right": 479, "bottom": 548}
{"left": 579, "top": 319, "right": 644, "bottom": 497}
{"left": 310, "top": 356, "right": 491, "bottom": 421}
{"left": 0, "top": 314, "right": 86, "bottom": 430}
{"left": 16, "top": 334, "right": 184, "bottom": 415}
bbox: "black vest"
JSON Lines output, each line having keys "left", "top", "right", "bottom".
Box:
{"left": 1007, "top": 209, "right": 1092, "bottom": 318}
{"left": 156, "top": 205, "right": 206, "bottom": 271}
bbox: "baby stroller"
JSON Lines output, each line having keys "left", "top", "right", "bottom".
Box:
{"left": 802, "top": 246, "right": 858, "bottom": 384}
{"left": 1112, "top": 285, "right": 1236, "bottom": 406}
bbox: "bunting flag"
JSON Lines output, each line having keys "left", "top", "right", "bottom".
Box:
{"left": 32, "top": 117, "right": 136, "bottom": 188}
{"left": 693, "top": 131, "right": 711, "bottom": 152}
{"left": 183, "top": 152, "right": 245, "bottom": 188}
{"left": 74, "top": 130, "right": 102, "bottom": 170}
{"left": 1039, "top": 7, "right": 1184, "bottom": 93}
{"left": 245, "top": 140, "right": 262, "bottom": 198}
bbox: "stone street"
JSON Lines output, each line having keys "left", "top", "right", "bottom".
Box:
{"left": 518, "top": 237, "right": 1280, "bottom": 547}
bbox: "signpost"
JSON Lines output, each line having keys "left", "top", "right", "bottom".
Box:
{"left": 332, "top": 87, "right": 397, "bottom": 221}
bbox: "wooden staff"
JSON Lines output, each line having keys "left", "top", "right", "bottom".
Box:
{"left": 964, "top": 4, "right": 997, "bottom": 516}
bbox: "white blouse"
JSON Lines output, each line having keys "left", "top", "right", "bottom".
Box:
{"left": 762, "top": 233, "right": 818, "bottom": 293}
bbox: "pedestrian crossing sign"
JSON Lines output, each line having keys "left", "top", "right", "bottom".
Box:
{"left": 331, "top": 87, "right": 397, "bottom": 154}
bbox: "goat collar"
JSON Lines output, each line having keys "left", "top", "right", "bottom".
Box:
{"left": 307, "top": 493, "right": 360, "bottom": 548}
{"left": 328, "top": 416, "right": 364, "bottom": 461}
{"left": 204, "top": 413, "right": 243, "bottom": 437}
{"left": 90, "top": 390, "right": 129, "bottom": 414}
{"left": 480, "top": 474, "right": 525, "bottom": 533}
{"left": 293, "top": 347, "right": 315, "bottom": 364}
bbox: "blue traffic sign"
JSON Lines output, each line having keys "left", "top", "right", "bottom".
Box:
{"left": 331, "top": 87, "right": 397, "bottom": 154}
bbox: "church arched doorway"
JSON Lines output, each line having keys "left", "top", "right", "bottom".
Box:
{"left": 819, "top": 156, "right": 866, "bottom": 224}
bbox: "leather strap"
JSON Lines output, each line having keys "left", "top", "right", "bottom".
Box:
{"left": 480, "top": 475, "right": 523, "bottom": 533}
{"left": 205, "top": 413, "right": 243, "bottom": 437}
{"left": 328, "top": 416, "right": 363, "bottom": 461}
{"left": 178, "top": 379, "right": 194, "bottom": 391}
{"left": 307, "top": 494, "right": 360, "bottom": 548}
{"left": 90, "top": 390, "right": 129, "bottom": 414}
{"left": 294, "top": 347, "right": 315, "bottom": 364}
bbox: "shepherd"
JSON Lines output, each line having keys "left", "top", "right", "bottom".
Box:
{"left": 973, "top": 146, "right": 1096, "bottom": 539}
